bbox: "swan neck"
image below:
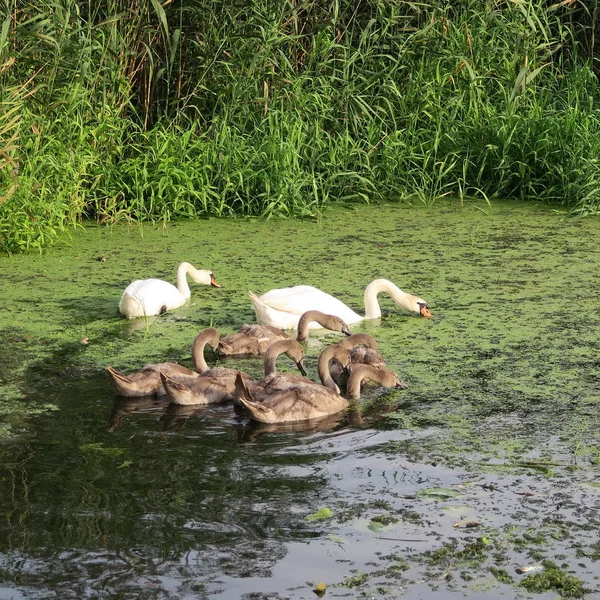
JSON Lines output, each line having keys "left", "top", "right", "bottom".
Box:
{"left": 318, "top": 346, "right": 346, "bottom": 393}
{"left": 338, "top": 333, "right": 378, "bottom": 351}
{"left": 363, "top": 279, "right": 408, "bottom": 319}
{"left": 191, "top": 331, "right": 216, "bottom": 373}
{"left": 176, "top": 262, "right": 194, "bottom": 299}
{"left": 263, "top": 341, "right": 287, "bottom": 376}
{"left": 347, "top": 366, "right": 387, "bottom": 399}
{"left": 296, "top": 310, "right": 330, "bottom": 340}
{"left": 346, "top": 375, "right": 364, "bottom": 400}
{"left": 263, "top": 340, "right": 303, "bottom": 376}
{"left": 263, "top": 352, "right": 279, "bottom": 376}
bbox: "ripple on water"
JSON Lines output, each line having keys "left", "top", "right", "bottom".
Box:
{"left": 2, "top": 201, "right": 600, "bottom": 598}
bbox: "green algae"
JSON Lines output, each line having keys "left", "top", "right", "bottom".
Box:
{"left": 3, "top": 199, "right": 600, "bottom": 451}
{"left": 304, "top": 507, "right": 333, "bottom": 522}
{"left": 490, "top": 567, "right": 514, "bottom": 585}
{"left": 2, "top": 200, "right": 600, "bottom": 598}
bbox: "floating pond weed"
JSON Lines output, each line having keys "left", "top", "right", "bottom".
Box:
{"left": 1, "top": 202, "right": 600, "bottom": 597}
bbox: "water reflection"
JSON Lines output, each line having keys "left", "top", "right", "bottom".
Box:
{"left": 6, "top": 378, "right": 597, "bottom": 599}
{"left": 108, "top": 396, "right": 167, "bottom": 432}
{"left": 1, "top": 379, "right": 436, "bottom": 599}
{"left": 4, "top": 202, "right": 600, "bottom": 598}
{"left": 233, "top": 411, "right": 348, "bottom": 444}
{"left": 107, "top": 385, "right": 405, "bottom": 438}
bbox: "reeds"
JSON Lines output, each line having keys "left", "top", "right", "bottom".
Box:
{"left": 1, "top": 0, "right": 599, "bottom": 252}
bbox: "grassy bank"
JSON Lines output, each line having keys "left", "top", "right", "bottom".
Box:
{"left": 1, "top": 0, "right": 599, "bottom": 253}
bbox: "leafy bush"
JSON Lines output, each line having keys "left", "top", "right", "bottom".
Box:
{"left": 1, "top": 0, "right": 599, "bottom": 252}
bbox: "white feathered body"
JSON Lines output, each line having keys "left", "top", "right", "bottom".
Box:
{"left": 249, "top": 279, "right": 431, "bottom": 330}
{"left": 250, "top": 287, "right": 363, "bottom": 330}
{"left": 119, "top": 279, "right": 187, "bottom": 318}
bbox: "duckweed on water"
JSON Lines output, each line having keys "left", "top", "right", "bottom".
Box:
{"left": 2, "top": 201, "right": 600, "bottom": 598}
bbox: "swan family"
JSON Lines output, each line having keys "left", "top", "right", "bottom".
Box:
{"left": 111, "top": 267, "right": 432, "bottom": 425}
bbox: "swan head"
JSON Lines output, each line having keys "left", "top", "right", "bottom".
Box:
{"left": 340, "top": 321, "right": 352, "bottom": 336}
{"left": 374, "top": 367, "right": 407, "bottom": 389}
{"left": 314, "top": 314, "right": 352, "bottom": 337}
{"left": 417, "top": 301, "right": 432, "bottom": 318}
{"left": 284, "top": 341, "right": 308, "bottom": 376}
{"left": 346, "top": 364, "right": 408, "bottom": 395}
{"left": 295, "top": 311, "right": 353, "bottom": 341}
{"left": 199, "top": 327, "right": 221, "bottom": 351}
{"left": 266, "top": 339, "right": 308, "bottom": 376}
{"left": 296, "top": 359, "right": 308, "bottom": 377}
{"left": 393, "top": 374, "right": 408, "bottom": 389}
{"left": 191, "top": 269, "right": 221, "bottom": 288}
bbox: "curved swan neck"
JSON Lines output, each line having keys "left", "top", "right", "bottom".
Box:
{"left": 363, "top": 279, "right": 413, "bottom": 319}
{"left": 346, "top": 365, "right": 384, "bottom": 399}
{"left": 263, "top": 340, "right": 304, "bottom": 376}
{"left": 337, "top": 333, "right": 378, "bottom": 351}
{"left": 176, "top": 262, "right": 195, "bottom": 299}
{"left": 297, "top": 310, "right": 324, "bottom": 341}
{"left": 263, "top": 350, "right": 279, "bottom": 377}
{"left": 191, "top": 328, "right": 219, "bottom": 373}
{"left": 347, "top": 365, "right": 401, "bottom": 399}
{"left": 296, "top": 310, "right": 341, "bottom": 341}
{"left": 318, "top": 345, "right": 350, "bottom": 393}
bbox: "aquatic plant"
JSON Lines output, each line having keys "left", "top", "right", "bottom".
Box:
{"left": 520, "top": 561, "right": 590, "bottom": 598}
{"left": 1, "top": 0, "right": 599, "bottom": 252}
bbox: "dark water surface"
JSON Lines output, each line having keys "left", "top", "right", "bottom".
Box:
{"left": 1, "top": 201, "right": 600, "bottom": 599}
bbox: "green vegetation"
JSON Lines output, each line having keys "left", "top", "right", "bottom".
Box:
{"left": 304, "top": 507, "right": 333, "bottom": 521}
{"left": 489, "top": 567, "right": 514, "bottom": 585}
{"left": 2, "top": 202, "right": 600, "bottom": 597}
{"left": 1, "top": 0, "right": 599, "bottom": 253}
{"left": 519, "top": 561, "right": 590, "bottom": 598}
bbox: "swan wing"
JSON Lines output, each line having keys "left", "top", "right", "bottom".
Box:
{"left": 249, "top": 291, "right": 304, "bottom": 329}
{"left": 252, "top": 286, "right": 364, "bottom": 325}
{"left": 253, "top": 384, "right": 349, "bottom": 422}
{"left": 119, "top": 279, "right": 185, "bottom": 317}
{"left": 218, "top": 325, "right": 290, "bottom": 356}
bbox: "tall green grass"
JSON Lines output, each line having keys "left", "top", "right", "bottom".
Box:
{"left": 1, "top": 0, "right": 599, "bottom": 253}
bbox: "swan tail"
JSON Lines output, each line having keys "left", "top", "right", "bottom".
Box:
{"left": 160, "top": 371, "right": 188, "bottom": 404}
{"left": 233, "top": 371, "right": 254, "bottom": 405}
{"left": 106, "top": 366, "right": 131, "bottom": 386}
{"left": 118, "top": 292, "right": 144, "bottom": 318}
{"left": 248, "top": 290, "right": 276, "bottom": 326}
{"left": 160, "top": 370, "right": 185, "bottom": 389}
{"left": 248, "top": 291, "right": 264, "bottom": 316}
{"left": 248, "top": 290, "right": 300, "bottom": 330}
{"left": 233, "top": 374, "right": 275, "bottom": 422}
{"left": 236, "top": 397, "right": 273, "bottom": 423}
{"left": 106, "top": 366, "right": 154, "bottom": 397}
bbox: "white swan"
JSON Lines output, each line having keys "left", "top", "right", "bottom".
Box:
{"left": 249, "top": 279, "right": 431, "bottom": 329}
{"left": 119, "top": 262, "right": 220, "bottom": 318}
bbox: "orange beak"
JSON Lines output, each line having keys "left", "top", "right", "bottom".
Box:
{"left": 210, "top": 274, "right": 221, "bottom": 288}
{"left": 420, "top": 305, "right": 432, "bottom": 318}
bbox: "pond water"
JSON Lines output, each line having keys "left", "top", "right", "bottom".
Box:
{"left": 1, "top": 200, "right": 600, "bottom": 599}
